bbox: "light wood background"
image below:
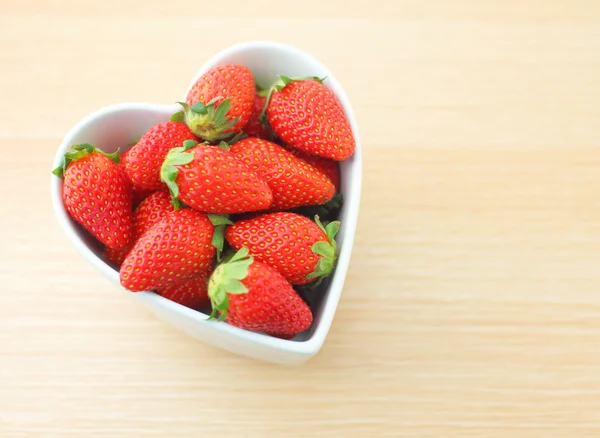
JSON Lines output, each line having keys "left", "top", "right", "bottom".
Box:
{"left": 2, "top": 1, "right": 600, "bottom": 436}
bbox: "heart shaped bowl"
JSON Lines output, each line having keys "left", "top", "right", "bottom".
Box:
{"left": 50, "top": 41, "right": 362, "bottom": 365}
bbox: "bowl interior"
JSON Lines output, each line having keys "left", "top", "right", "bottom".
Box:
{"left": 51, "top": 41, "right": 361, "bottom": 349}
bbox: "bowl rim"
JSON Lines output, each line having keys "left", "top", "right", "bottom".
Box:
{"left": 50, "top": 40, "right": 362, "bottom": 357}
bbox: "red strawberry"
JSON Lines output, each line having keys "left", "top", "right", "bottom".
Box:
{"left": 229, "top": 138, "right": 335, "bottom": 210}
{"left": 287, "top": 147, "right": 340, "bottom": 191}
{"left": 160, "top": 140, "right": 272, "bottom": 214}
{"left": 243, "top": 94, "right": 272, "bottom": 140}
{"left": 226, "top": 212, "right": 339, "bottom": 285}
{"left": 120, "top": 209, "right": 215, "bottom": 292}
{"left": 106, "top": 191, "right": 175, "bottom": 267}
{"left": 208, "top": 247, "right": 312, "bottom": 338}
{"left": 121, "top": 148, "right": 158, "bottom": 207}
{"left": 53, "top": 144, "right": 133, "bottom": 250}
{"left": 106, "top": 244, "right": 130, "bottom": 267}
{"left": 132, "top": 187, "right": 156, "bottom": 208}
{"left": 182, "top": 64, "right": 255, "bottom": 141}
{"left": 158, "top": 269, "right": 211, "bottom": 310}
{"left": 132, "top": 190, "right": 176, "bottom": 237}
{"left": 265, "top": 77, "right": 355, "bottom": 161}
{"left": 123, "top": 121, "right": 197, "bottom": 190}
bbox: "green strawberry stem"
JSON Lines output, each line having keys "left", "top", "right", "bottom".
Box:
{"left": 259, "top": 75, "right": 326, "bottom": 125}
{"left": 160, "top": 140, "right": 198, "bottom": 209}
{"left": 170, "top": 111, "right": 185, "bottom": 123}
{"left": 290, "top": 193, "right": 343, "bottom": 223}
{"left": 217, "top": 141, "right": 230, "bottom": 151}
{"left": 52, "top": 144, "right": 120, "bottom": 178}
{"left": 207, "top": 247, "right": 253, "bottom": 321}
{"left": 213, "top": 132, "right": 247, "bottom": 152}
{"left": 306, "top": 215, "right": 340, "bottom": 285}
{"left": 178, "top": 98, "right": 240, "bottom": 142}
{"left": 208, "top": 214, "right": 234, "bottom": 262}
{"left": 228, "top": 131, "right": 247, "bottom": 145}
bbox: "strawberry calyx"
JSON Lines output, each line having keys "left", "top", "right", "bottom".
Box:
{"left": 174, "top": 97, "right": 240, "bottom": 142}
{"left": 208, "top": 214, "right": 233, "bottom": 262}
{"left": 306, "top": 215, "right": 340, "bottom": 285}
{"left": 216, "top": 141, "right": 230, "bottom": 151}
{"left": 207, "top": 247, "right": 254, "bottom": 321}
{"left": 52, "top": 143, "right": 120, "bottom": 178}
{"left": 272, "top": 75, "right": 325, "bottom": 91}
{"left": 290, "top": 193, "right": 344, "bottom": 224}
{"left": 259, "top": 75, "right": 326, "bottom": 124}
{"left": 227, "top": 130, "right": 247, "bottom": 145}
{"left": 170, "top": 111, "right": 185, "bottom": 123}
{"left": 160, "top": 139, "right": 198, "bottom": 209}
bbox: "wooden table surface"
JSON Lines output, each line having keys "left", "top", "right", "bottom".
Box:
{"left": 2, "top": 1, "right": 600, "bottom": 436}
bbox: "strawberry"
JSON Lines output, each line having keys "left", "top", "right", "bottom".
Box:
{"left": 106, "top": 244, "right": 130, "bottom": 267}
{"left": 229, "top": 137, "right": 335, "bottom": 210}
{"left": 160, "top": 140, "right": 273, "bottom": 214}
{"left": 106, "top": 191, "right": 175, "bottom": 267}
{"left": 288, "top": 192, "right": 344, "bottom": 226}
{"left": 53, "top": 144, "right": 133, "bottom": 250}
{"left": 158, "top": 268, "right": 211, "bottom": 311}
{"left": 243, "top": 94, "right": 272, "bottom": 140}
{"left": 120, "top": 209, "right": 215, "bottom": 292}
{"left": 121, "top": 148, "right": 158, "bottom": 207}
{"left": 208, "top": 247, "right": 312, "bottom": 338}
{"left": 123, "top": 121, "right": 197, "bottom": 190}
{"left": 181, "top": 64, "right": 255, "bottom": 141}
{"left": 132, "top": 186, "right": 156, "bottom": 209}
{"left": 264, "top": 76, "right": 355, "bottom": 161}
{"left": 287, "top": 147, "right": 340, "bottom": 191}
{"left": 225, "top": 212, "right": 339, "bottom": 285}
{"left": 131, "top": 191, "right": 176, "bottom": 236}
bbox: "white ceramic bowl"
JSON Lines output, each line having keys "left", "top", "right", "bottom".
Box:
{"left": 50, "top": 41, "right": 362, "bottom": 365}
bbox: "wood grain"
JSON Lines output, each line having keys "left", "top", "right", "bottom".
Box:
{"left": 1, "top": 1, "right": 600, "bottom": 436}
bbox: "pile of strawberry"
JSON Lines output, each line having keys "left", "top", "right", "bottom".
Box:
{"left": 53, "top": 64, "right": 355, "bottom": 339}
